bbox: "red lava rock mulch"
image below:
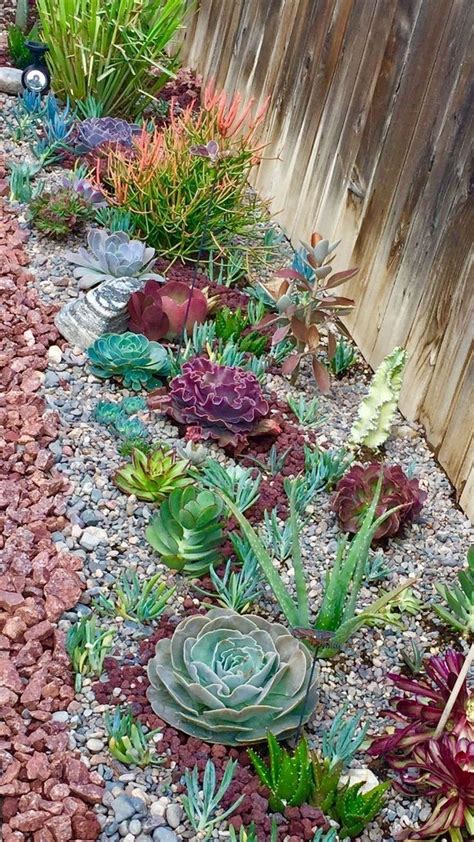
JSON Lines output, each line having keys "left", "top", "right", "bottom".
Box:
{"left": 0, "top": 196, "right": 103, "bottom": 841}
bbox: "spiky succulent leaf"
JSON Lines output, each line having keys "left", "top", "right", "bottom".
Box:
{"left": 334, "top": 780, "right": 389, "bottom": 838}
{"left": 147, "top": 608, "right": 319, "bottom": 745}
{"left": 249, "top": 733, "right": 313, "bottom": 811}
{"left": 349, "top": 347, "right": 407, "bottom": 449}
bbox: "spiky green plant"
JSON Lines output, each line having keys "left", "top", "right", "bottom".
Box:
{"left": 114, "top": 446, "right": 191, "bottom": 503}
{"left": 333, "top": 780, "right": 390, "bottom": 838}
{"left": 8, "top": 162, "right": 42, "bottom": 203}
{"left": 94, "top": 571, "right": 175, "bottom": 623}
{"left": 95, "top": 206, "right": 137, "bottom": 234}
{"left": 248, "top": 733, "right": 314, "bottom": 812}
{"left": 181, "top": 759, "right": 244, "bottom": 838}
{"left": 321, "top": 707, "right": 368, "bottom": 767}
{"left": 401, "top": 639, "right": 425, "bottom": 674}
{"left": 349, "top": 347, "right": 407, "bottom": 449}
{"left": 287, "top": 394, "right": 324, "bottom": 427}
{"left": 215, "top": 306, "right": 248, "bottom": 341}
{"left": 329, "top": 337, "right": 357, "bottom": 375}
{"left": 432, "top": 546, "right": 474, "bottom": 637}
{"left": 36, "top": 0, "right": 187, "bottom": 116}
{"left": 105, "top": 706, "right": 162, "bottom": 766}
{"left": 304, "top": 446, "right": 354, "bottom": 490}
{"left": 193, "top": 555, "right": 262, "bottom": 614}
{"left": 197, "top": 458, "right": 261, "bottom": 513}
{"left": 66, "top": 616, "right": 114, "bottom": 691}
{"left": 146, "top": 486, "right": 225, "bottom": 575}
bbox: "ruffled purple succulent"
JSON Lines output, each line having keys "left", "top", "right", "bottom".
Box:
{"left": 332, "top": 462, "right": 426, "bottom": 539}
{"left": 74, "top": 117, "right": 141, "bottom": 153}
{"left": 149, "top": 357, "right": 280, "bottom": 447}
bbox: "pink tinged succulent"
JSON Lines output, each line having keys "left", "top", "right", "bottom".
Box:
{"left": 149, "top": 357, "right": 280, "bottom": 447}
{"left": 369, "top": 650, "right": 473, "bottom": 760}
{"left": 128, "top": 280, "right": 208, "bottom": 341}
{"left": 332, "top": 462, "right": 426, "bottom": 539}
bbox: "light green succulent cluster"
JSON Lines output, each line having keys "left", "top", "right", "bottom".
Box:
{"left": 87, "top": 332, "right": 169, "bottom": 391}
{"left": 349, "top": 347, "right": 407, "bottom": 449}
{"left": 114, "top": 446, "right": 191, "bottom": 503}
{"left": 145, "top": 486, "right": 225, "bottom": 576}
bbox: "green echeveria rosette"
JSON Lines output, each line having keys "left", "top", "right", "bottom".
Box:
{"left": 87, "top": 332, "right": 170, "bottom": 391}
{"left": 147, "top": 608, "right": 319, "bottom": 745}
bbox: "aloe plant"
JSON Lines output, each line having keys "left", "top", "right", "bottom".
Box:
{"left": 94, "top": 571, "right": 175, "bottom": 623}
{"left": 333, "top": 780, "right": 389, "bottom": 838}
{"left": 432, "top": 546, "right": 474, "bottom": 637}
{"left": 66, "top": 616, "right": 114, "bottom": 691}
{"left": 105, "top": 706, "right": 161, "bottom": 766}
{"left": 248, "top": 733, "right": 314, "bottom": 812}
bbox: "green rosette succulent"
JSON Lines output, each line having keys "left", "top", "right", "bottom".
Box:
{"left": 145, "top": 486, "right": 225, "bottom": 575}
{"left": 114, "top": 446, "right": 191, "bottom": 503}
{"left": 87, "top": 332, "right": 169, "bottom": 391}
{"left": 147, "top": 608, "right": 319, "bottom": 745}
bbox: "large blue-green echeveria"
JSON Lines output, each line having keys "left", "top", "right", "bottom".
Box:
{"left": 147, "top": 608, "right": 319, "bottom": 745}
{"left": 87, "top": 332, "right": 169, "bottom": 391}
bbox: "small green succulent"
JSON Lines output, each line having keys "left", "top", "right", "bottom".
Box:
{"left": 87, "top": 332, "right": 169, "bottom": 391}
{"left": 114, "top": 446, "right": 191, "bottom": 503}
{"left": 66, "top": 616, "right": 114, "bottom": 691}
{"left": 248, "top": 733, "right": 314, "bottom": 812}
{"left": 333, "top": 780, "right": 389, "bottom": 838}
{"left": 329, "top": 337, "right": 358, "bottom": 376}
{"left": 94, "top": 570, "right": 175, "bottom": 623}
{"left": 105, "top": 706, "right": 162, "bottom": 766}
{"left": 432, "top": 546, "right": 474, "bottom": 637}
{"left": 215, "top": 306, "right": 248, "bottom": 341}
{"left": 238, "top": 330, "right": 267, "bottom": 356}
{"left": 145, "top": 486, "right": 225, "bottom": 575}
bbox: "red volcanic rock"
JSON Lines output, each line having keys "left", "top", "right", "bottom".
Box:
{"left": 26, "top": 751, "right": 51, "bottom": 781}
{"left": 0, "top": 658, "right": 23, "bottom": 693}
{"left": 10, "top": 810, "right": 50, "bottom": 832}
{"left": 0, "top": 590, "right": 24, "bottom": 609}
{"left": 72, "top": 812, "right": 102, "bottom": 839}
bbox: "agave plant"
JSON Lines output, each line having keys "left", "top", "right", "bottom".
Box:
{"left": 87, "top": 333, "right": 169, "bottom": 391}
{"left": 145, "top": 486, "right": 225, "bottom": 575}
{"left": 65, "top": 229, "right": 164, "bottom": 290}
{"left": 114, "top": 446, "right": 191, "bottom": 503}
{"left": 128, "top": 279, "right": 208, "bottom": 340}
{"left": 149, "top": 357, "right": 280, "bottom": 447}
{"left": 432, "top": 546, "right": 474, "bottom": 637}
{"left": 332, "top": 463, "right": 426, "bottom": 540}
{"left": 147, "top": 608, "right": 319, "bottom": 744}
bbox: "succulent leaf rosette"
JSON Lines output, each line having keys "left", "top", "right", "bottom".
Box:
{"left": 128, "top": 280, "right": 208, "bottom": 340}
{"left": 147, "top": 608, "right": 319, "bottom": 745}
{"left": 87, "top": 332, "right": 169, "bottom": 391}
{"left": 74, "top": 117, "right": 141, "bottom": 153}
{"left": 332, "top": 463, "right": 426, "bottom": 540}
{"left": 150, "top": 357, "right": 279, "bottom": 447}
{"left": 65, "top": 229, "right": 164, "bottom": 290}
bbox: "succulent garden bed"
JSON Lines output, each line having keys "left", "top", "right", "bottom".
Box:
{"left": 1, "top": 4, "right": 473, "bottom": 842}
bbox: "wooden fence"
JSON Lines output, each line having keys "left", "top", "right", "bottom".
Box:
{"left": 180, "top": 0, "right": 474, "bottom": 519}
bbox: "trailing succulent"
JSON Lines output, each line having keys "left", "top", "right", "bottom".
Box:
{"left": 146, "top": 486, "right": 225, "bottom": 575}
{"left": 332, "top": 462, "right": 426, "bottom": 539}
{"left": 74, "top": 117, "right": 141, "bottom": 153}
{"left": 369, "top": 650, "right": 474, "bottom": 840}
{"left": 128, "top": 279, "right": 208, "bottom": 341}
{"left": 146, "top": 608, "right": 319, "bottom": 744}
{"left": 349, "top": 347, "right": 407, "bottom": 449}
{"left": 149, "top": 357, "right": 280, "bottom": 447}
{"left": 114, "top": 446, "right": 191, "bottom": 503}
{"left": 65, "top": 229, "right": 164, "bottom": 290}
{"left": 87, "top": 333, "right": 169, "bottom": 391}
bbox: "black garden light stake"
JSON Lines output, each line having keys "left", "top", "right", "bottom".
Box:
{"left": 175, "top": 140, "right": 222, "bottom": 357}
{"left": 22, "top": 41, "right": 51, "bottom": 95}
{"left": 291, "top": 626, "right": 338, "bottom": 747}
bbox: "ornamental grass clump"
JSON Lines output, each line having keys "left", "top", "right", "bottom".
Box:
{"left": 100, "top": 85, "right": 269, "bottom": 259}
{"left": 150, "top": 356, "right": 279, "bottom": 447}
{"left": 36, "top": 0, "right": 187, "bottom": 116}
{"left": 146, "top": 608, "right": 319, "bottom": 744}
{"left": 332, "top": 462, "right": 426, "bottom": 539}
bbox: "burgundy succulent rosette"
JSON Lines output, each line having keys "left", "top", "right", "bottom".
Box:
{"left": 332, "top": 462, "right": 426, "bottom": 539}
{"left": 149, "top": 357, "right": 280, "bottom": 447}
{"left": 128, "top": 280, "right": 208, "bottom": 341}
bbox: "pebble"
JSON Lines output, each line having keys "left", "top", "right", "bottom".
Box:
{"left": 86, "top": 738, "right": 105, "bottom": 752}
{"left": 128, "top": 819, "right": 142, "bottom": 835}
{"left": 80, "top": 525, "right": 108, "bottom": 549}
{"left": 111, "top": 795, "right": 140, "bottom": 823}
{"left": 164, "top": 805, "right": 182, "bottom": 830}
{"left": 152, "top": 831, "right": 178, "bottom": 842}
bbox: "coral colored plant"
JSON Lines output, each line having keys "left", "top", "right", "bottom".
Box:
{"left": 332, "top": 463, "right": 426, "bottom": 540}
{"left": 369, "top": 651, "right": 474, "bottom": 840}
{"left": 128, "top": 279, "right": 208, "bottom": 340}
{"left": 99, "top": 87, "right": 269, "bottom": 259}
{"left": 151, "top": 357, "right": 279, "bottom": 447}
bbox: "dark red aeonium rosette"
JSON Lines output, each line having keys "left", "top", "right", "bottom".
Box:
{"left": 148, "top": 357, "right": 280, "bottom": 447}
{"left": 332, "top": 462, "right": 426, "bottom": 539}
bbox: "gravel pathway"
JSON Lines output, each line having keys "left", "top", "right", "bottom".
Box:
{"left": 0, "top": 89, "right": 472, "bottom": 842}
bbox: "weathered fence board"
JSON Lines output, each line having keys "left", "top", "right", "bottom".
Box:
{"left": 181, "top": 0, "right": 474, "bottom": 519}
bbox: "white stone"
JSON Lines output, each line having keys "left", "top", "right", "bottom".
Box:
{"left": 339, "top": 767, "right": 381, "bottom": 794}
{"left": 86, "top": 738, "right": 105, "bottom": 752}
{"left": 0, "top": 68, "right": 23, "bottom": 95}
{"left": 80, "top": 526, "right": 108, "bottom": 550}
{"left": 149, "top": 802, "right": 166, "bottom": 818}
{"left": 47, "top": 345, "right": 63, "bottom": 364}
